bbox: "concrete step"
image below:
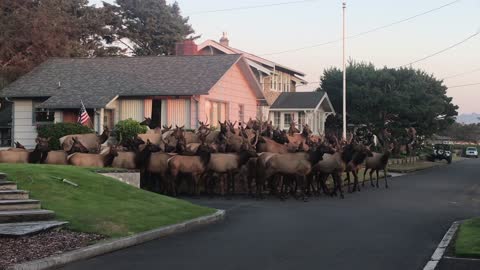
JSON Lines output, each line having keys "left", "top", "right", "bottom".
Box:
{"left": 0, "top": 220, "right": 68, "bottom": 236}
{"left": 0, "top": 181, "right": 17, "bottom": 190}
{"left": 0, "top": 209, "right": 55, "bottom": 223}
{"left": 0, "top": 199, "right": 40, "bottom": 211}
{"left": 0, "top": 173, "right": 7, "bottom": 180}
{"left": 0, "top": 190, "right": 29, "bottom": 200}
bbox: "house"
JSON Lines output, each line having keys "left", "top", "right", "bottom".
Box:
{"left": 269, "top": 91, "right": 335, "bottom": 134}
{"left": 0, "top": 54, "right": 265, "bottom": 147}
{"left": 176, "top": 33, "right": 308, "bottom": 119}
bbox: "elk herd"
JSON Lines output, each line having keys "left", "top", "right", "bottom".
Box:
{"left": 0, "top": 118, "right": 394, "bottom": 201}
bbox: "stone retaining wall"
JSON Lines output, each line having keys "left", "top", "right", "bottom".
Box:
{"left": 101, "top": 172, "right": 140, "bottom": 188}
{"left": 388, "top": 156, "right": 419, "bottom": 165}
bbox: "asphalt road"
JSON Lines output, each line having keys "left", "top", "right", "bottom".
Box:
{"left": 62, "top": 159, "right": 480, "bottom": 270}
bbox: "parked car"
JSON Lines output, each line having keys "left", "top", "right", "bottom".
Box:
{"left": 428, "top": 144, "right": 453, "bottom": 164}
{"left": 464, "top": 147, "right": 479, "bottom": 158}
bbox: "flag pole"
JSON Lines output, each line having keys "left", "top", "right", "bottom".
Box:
{"left": 342, "top": 1, "right": 347, "bottom": 140}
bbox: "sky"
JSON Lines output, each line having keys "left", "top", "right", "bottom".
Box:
{"left": 91, "top": 0, "right": 480, "bottom": 114}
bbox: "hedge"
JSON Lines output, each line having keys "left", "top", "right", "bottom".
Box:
{"left": 37, "top": 123, "right": 93, "bottom": 150}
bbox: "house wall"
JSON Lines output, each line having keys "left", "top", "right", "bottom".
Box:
{"left": 13, "top": 100, "right": 37, "bottom": 148}
{"left": 198, "top": 63, "right": 258, "bottom": 127}
{"left": 269, "top": 109, "right": 327, "bottom": 135}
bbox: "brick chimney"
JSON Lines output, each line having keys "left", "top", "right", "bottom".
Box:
{"left": 175, "top": 39, "right": 198, "bottom": 56}
{"left": 219, "top": 32, "right": 229, "bottom": 47}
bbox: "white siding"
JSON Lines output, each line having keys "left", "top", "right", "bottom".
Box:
{"left": 119, "top": 99, "right": 144, "bottom": 122}
{"left": 13, "top": 100, "right": 37, "bottom": 148}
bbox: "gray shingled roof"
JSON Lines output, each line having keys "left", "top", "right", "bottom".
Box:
{"left": 270, "top": 91, "right": 326, "bottom": 109}
{"left": 37, "top": 94, "right": 117, "bottom": 109}
{"left": 1, "top": 55, "right": 246, "bottom": 108}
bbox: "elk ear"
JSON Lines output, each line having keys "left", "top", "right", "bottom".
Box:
{"left": 35, "top": 138, "right": 39, "bottom": 143}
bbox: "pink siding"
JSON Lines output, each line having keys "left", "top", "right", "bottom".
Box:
{"left": 199, "top": 63, "right": 258, "bottom": 126}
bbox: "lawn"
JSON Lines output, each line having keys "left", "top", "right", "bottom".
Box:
{"left": 0, "top": 164, "right": 215, "bottom": 238}
{"left": 455, "top": 218, "right": 480, "bottom": 258}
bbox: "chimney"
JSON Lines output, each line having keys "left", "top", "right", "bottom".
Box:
{"left": 175, "top": 39, "right": 198, "bottom": 56}
{"left": 219, "top": 32, "right": 229, "bottom": 47}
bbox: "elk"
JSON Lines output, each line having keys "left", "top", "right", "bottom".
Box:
{"left": 287, "top": 124, "right": 313, "bottom": 151}
{"left": 0, "top": 138, "right": 50, "bottom": 164}
{"left": 168, "top": 133, "right": 211, "bottom": 196}
{"left": 262, "top": 144, "right": 327, "bottom": 201}
{"left": 134, "top": 139, "right": 174, "bottom": 192}
{"left": 7, "top": 141, "right": 27, "bottom": 151}
{"left": 60, "top": 127, "right": 110, "bottom": 153}
{"left": 68, "top": 146, "right": 118, "bottom": 167}
{"left": 256, "top": 137, "right": 290, "bottom": 154}
{"left": 343, "top": 142, "right": 372, "bottom": 193}
{"left": 363, "top": 144, "right": 393, "bottom": 189}
{"left": 206, "top": 135, "right": 258, "bottom": 196}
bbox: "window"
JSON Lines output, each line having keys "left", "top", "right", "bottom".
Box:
{"left": 205, "top": 100, "right": 227, "bottom": 128}
{"left": 283, "top": 113, "right": 292, "bottom": 128}
{"left": 32, "top": 102, "right": 54, "bottom": 125}
{"left": 274, "top": 112, "right": 281, "bottom": 127}
{"left": 299, "top": 111, "right": 305, "bottom": 127}
{"left": 238, "top": 104, "right": 244, "bottom": 123}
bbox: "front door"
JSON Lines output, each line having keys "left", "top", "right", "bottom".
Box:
{"left": 151, "top": 100, "right": 162, "bottom": 128}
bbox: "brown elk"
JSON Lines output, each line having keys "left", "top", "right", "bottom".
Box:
{"left": 262, "top": 143, "right": 328, "bottom": 201}
{"left": 68, "top": 146, "right": 118, "bottom": 167}
{"left": 7, "top": 141, "right": 27, "bottom": 151}
{"left": 363, "top": 144, "right": 393, "bottom": 189}
{"left": 60, "top": 127, "right": 110, "bottom": 153}
{"left": 343, "top": 142, "right": 372, "bottom": 193}
{"left": 168, "top": 133, "right": 211, "bottom": 196}
{"left": 206, "top": 135, "right": 258, "bottom": 196}
{"left": 0, "top": 138, "right": 50, "bottom": 164}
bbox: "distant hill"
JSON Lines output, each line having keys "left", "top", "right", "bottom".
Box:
{"left": 457, "top": 113, "right": 480, "bottom": 124}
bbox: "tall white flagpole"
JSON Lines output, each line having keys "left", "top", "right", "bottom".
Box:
{"left": 342, "top": 1, "right": 347, "bottom": 140}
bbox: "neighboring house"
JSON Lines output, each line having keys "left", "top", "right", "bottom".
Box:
{"left": 0, "top": 54, "right": 264, "bottom": 147}
{"left": 0, "top": 101, "right": 12, "bottom": 147}
{"left": 269, "top": 91, "right": 335, "bottom": 134}
{"left": 176, "top": 33, "right": 308, "bottom": 119}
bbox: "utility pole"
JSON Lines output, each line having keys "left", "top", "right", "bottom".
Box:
{"left": 342, "top": 1, "right": 347, "bottom": 140}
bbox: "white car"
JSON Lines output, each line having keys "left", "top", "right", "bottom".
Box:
{"left": 465, "top": 147, "right": 479, "bottom": 158}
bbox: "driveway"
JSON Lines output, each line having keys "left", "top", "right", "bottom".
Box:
{"left": 62, "top": 159, "right": 480, "bottom": 270}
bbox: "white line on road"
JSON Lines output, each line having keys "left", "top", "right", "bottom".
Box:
{"left": 423, "top": 221, "right": 461, "bottom": 270}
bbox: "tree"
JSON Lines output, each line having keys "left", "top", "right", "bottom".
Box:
{"left": 0, "top": 0, "right": 122, "bottom": 87}
{"left": 318, "top": 61, "right": 458, "bottom": 140}
{"left": 105, "top": 0, "right": 197, "bottom": 56}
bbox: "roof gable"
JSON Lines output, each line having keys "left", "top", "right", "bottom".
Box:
{"left": 270, "top": 91, "right": 334, "bottom": 111}
{"left": 198, "top": 40, "right": 305, "bottom": 76}
{"left": 1, "top": 55, "right": 243, "bottom": 103}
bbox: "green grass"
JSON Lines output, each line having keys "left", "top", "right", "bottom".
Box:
{"left": 455, "top": 218, "right": 480, "bottom": 258}
{"left": 0, "top": 164, "right": 215, "bottom": 238}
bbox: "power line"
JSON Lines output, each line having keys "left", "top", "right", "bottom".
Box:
{"left": 442, "top": 67, "right": 480, "bottom": 80}
{"left": 448, "top": 82, "right": 480, "bottom": 89}
{"left": 261, "top": 0, "right": 461, "bottom": 56}
{"left": 399, "top": 30, "right": 480, "bottom": 68}
{"left": 188, "top": 0, "right": 319, "bottom": 15}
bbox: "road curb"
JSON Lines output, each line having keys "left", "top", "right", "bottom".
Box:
{"left": 8, "top": 209, "right": 225, "bottom": 270}
{"left": 423, "top": 220, "right": 461, "bottom": 270}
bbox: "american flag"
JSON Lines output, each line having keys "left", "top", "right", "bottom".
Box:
{"left": 78, "top": 101, "right": 90, "bottom": 126}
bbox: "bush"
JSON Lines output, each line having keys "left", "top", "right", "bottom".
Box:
{"left": 37, "top": 123, "right": 93, "bottom": 150}
{"left": 114, "top": 119, "right": 148, "bottom": 143}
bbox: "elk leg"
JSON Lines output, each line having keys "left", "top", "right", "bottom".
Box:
{"left": 362, "top": 168, "right": 367, "bottom": 187}
{"left": 384, "top": 168, "right": 388, "bottom": 189}
{"left": 346, "top": 171, "right": 352, "bottom": 193}
{"left": 333, "top": 173, "right": 344, "bottom": 199}
{"left": 369, "top": 169, "right": 375, "bottom": 187}
{"left": 300, "top": 175, "right": 308, "bottom": 202}
{"left": 353, "top": 169, "right": 360, "bottom": 192}
{"left": 376, "top": 170, "right": 380, "bottom": 188}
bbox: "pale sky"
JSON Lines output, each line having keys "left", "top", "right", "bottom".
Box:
{"left": 91, "top": 0, "right": 480, "bottom": 114}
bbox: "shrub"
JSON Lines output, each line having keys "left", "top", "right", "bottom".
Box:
{"left": 114, "top": 119, "right": 148, "bottom": 143}
{"left": 37, "top": 123, "right": 93, "bottom": 150}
